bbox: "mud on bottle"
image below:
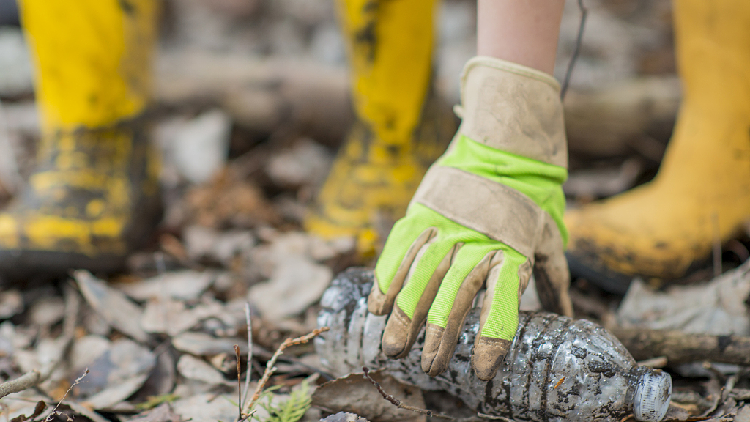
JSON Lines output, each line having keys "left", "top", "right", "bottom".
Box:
{"left": 316, "top": 268, "right": 672, "bottom": 422}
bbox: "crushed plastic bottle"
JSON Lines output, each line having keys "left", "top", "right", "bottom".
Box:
{"left": 316, "top": 268, "right": 672, "bottom": 422}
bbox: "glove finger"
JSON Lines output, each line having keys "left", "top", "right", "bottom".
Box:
{"left": 534, "top": 220, "right": 572, "bottom": 317}
{"left": 370, "top": 223, "right": 437, "bottom": 316}
{"left": 472, "top": 248, "right": 530, "bottom": 381}
{"left": 381, "top": 232, "right": 457, "bottom": 358}
{"left": 421, "top": 243, "right": 498, "bottom": 377}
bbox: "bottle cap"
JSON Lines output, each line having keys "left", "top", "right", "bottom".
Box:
{"left": 633, "top": 369, "right": 672, "bottom": 422}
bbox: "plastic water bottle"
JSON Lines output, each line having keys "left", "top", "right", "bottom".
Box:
{"left": 316, "top": 268, "right": 672, "bottom": 422}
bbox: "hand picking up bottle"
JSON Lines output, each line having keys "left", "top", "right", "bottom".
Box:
{"left": 368, "top": 56, "right": 573, "bottom": 381}
{"left": 318, "top": 269, "right": 673, "bottom": 422}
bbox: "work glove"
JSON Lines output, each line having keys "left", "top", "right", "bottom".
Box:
{"left": 369, "top": 57, "right": 573, "bottom": 381}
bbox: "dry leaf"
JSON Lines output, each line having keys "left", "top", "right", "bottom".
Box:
{"left": 735, "top": 406, "right": 750, "bottom": 422}
{"left": 75, "top": 271, "right": 149, "bottom": 343}
{"left": 617, "top": 260, "right": 750, "bottom": 335}
{"left": 248, "top": 254, "right": 331, "bottom": 321}
{"left": 312, "top": 371, "right": 426, "bottom": 422}
{"left": 321, "top": 412, "right": 371, "bottom": 422}
{"left": 125, "top": 403, "right": 183, "bottom": 422}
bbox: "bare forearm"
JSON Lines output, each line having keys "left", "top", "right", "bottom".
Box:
{"left": 477, "top": 0, "right": 565, "bottom": 74}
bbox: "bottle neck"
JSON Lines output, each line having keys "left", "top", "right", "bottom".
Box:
{"left": 630, "top": 367, "right": 672, "bottom": 422}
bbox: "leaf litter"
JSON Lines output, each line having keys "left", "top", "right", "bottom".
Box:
{"left": 2, "top": 1, "right": 750, "bottom": 421}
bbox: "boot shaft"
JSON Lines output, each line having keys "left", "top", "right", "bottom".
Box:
{"left": 673, "top": 0, "right": 750, "bottom": 116}
{"left": 20, "top": 0, "right": 157, "bottom": 132}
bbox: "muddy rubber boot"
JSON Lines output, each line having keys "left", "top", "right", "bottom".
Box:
{"left": 305, "top": 0, "right": 455, "bottom": 258}
{"left": 0, "top": 0, "right": 161, "bottom": 280}
{"left": 564, "top": 0, "right": 750, "bottom": 294}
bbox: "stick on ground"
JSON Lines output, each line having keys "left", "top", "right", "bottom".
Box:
{"left": 238, "top": 327, "right": 329, "bottom": 421}
{"left": 611, "top": 328, "right": 750, "bottom": 365}
{"left": 0, "top": 370, "right": 41, "bottom": 400}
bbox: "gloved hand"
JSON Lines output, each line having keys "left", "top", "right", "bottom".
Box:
{"left": 368, "top": 57, "right": 573, "bottom": 381}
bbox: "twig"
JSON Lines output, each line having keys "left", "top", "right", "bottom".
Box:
{"left": 723, "top": 375, "right": 738, "bottom": 401}
{"left": 560, "top": 0, "right": 587, "bottom": 100}
{"left": 235, "top": 344, "right": 243, "bottom": 421}
{"left": 239, "top": 327, "right": 329, "bottom": 420}
{"left": 610, "top": 328, "right": 750, "bottom": 365}
{"left": 240, "top": 303, "right": 254, "bottom": 411}
{"left": 0, "top": 370, "right": 41, "bottom": 400}
{"left": 44, "top": 368, "right": 89, "bottom": 422}
{"left": 362, "top": 367, "right": 455, "bottom": 420}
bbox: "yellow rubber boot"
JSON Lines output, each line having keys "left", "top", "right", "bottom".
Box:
{"left": 305, "top": 0, "right": 455, "bottom": 257}
{"left": 565, "top": 0, "right": 750, "bottom": 293}
{"left": 0, "top": 0, "right": 160, "bottom": 279}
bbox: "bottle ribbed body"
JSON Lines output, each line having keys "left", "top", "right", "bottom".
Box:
{"left": 316, "top": 268, "right": 671, "bottom": 422}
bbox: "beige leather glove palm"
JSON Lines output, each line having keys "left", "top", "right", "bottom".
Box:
{"left": 369, "top": 57, "right": 573, "bottom": 381}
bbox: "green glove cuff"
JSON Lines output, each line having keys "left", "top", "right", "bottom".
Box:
{"left": 438, "top": 134, "right": 568, "bottom": 246}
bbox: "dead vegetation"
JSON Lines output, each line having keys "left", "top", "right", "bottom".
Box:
{"left": 1, "top": 0, "right": 750, "bottom": 421}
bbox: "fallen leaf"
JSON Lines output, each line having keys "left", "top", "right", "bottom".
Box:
{"left": 248, "top": 254, "right": 331, "bottom": 321}
{"left": 176, "top": 354, "right": 228, "bottom": 385}
{"left": 75, "top": 271, "right": 149, "bottom": 343}
{"left": 117, "top": 270, "right": 216, "bottom": 301}
{"left": 28, "top": 296, "right": 65, "bottom": 329}
{"left": 662, "top": 404, "right": 692, "bottom": 422}
{"left": 65, "top": 401, "right": 111, "bottom": 422}
{"left": 312, "top": 371, "right": 426, "bottom": 422}
{"left": 7, "top": 400, "right": 45, "bottom": 422}
{"left": 72, "top": 338, "right": 156, "bottom": 409}
{"left": 172, "top": 332, "right": 247, "bottom": 356}
{"left": 617, "top": 260, "right": 750, "bottom": 335}
{"left": 124, "top": 403, "right": 183, "bottom": 422}
{"left": 320, "top": 412, "right": 371, "bottom": 422}
{"left": 265, "top": 139, "right": 331, "bottom": 189}
{"left": 171, "top": 393, "right": 239, "bottom": 422}
{"left": 736, "top": 405, "right": 750, "bottom": 422}
{"left": 184, "top": 226, "right": 255, "bottom": 264}
{"left": 132, "top": 348, "right": 177, "bottom": 403}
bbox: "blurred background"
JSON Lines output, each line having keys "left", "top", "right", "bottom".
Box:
{"left": 0, "top": 0, "right": 687, "bottom": 325}
{"left": 0, "top": 0, "right": 677, "bottom": 214}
